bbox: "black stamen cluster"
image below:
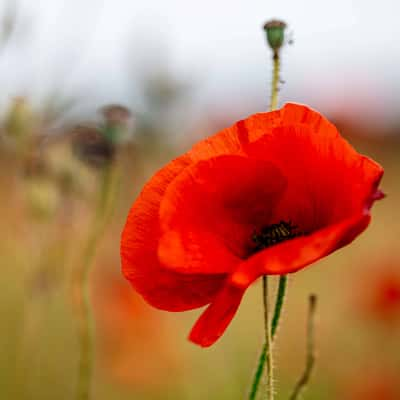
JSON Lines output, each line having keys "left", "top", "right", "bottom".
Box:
{"left": 252, "top": 220, "right": 302, "bottom": 252}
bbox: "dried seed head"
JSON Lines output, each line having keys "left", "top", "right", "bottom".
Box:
{"left": 99, "top": 104, "right": 134, "bottom": 144}
{"left": 263, "top": 19, "right": 287, "bottom": 53}
{"left": 71, "top": 125, "right": 115, "bottom": 169}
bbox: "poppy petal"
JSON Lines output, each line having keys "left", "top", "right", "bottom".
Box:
{"left": 189, "top": 212, "right": 371, "bottom": 346}
{"left": 159, "top": 155, "right": 287, "bottom": 268}
{"left": 121, "top": 155, "right": 226, "bottom": 311}
{"left": 233, "top": 213, "right": 372, "bottom": 285}
{"left": 187, "top": 103, "right": 335, "bottom": 163}
{"left": 189, "top": 284, "right": 245, "bottom": 347}
{"left": 188, "top": 109, "right": 283, "bottom": 162}
{"left": 158, "top": 230, "right": 240, "bottom": 274}
{"left": 243, "top": 107, "right": 383, "bottom": 233}
{"left": 188, "top": 103, "right": 382, "bottom": 233}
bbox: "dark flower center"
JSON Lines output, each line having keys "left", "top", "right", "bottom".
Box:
{"left": 252, "top": 220, "right": 303, "bottom": 253}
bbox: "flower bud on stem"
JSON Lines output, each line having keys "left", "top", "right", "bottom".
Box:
{"left": 263, "top": 20, "right": 286, "bottom": 111}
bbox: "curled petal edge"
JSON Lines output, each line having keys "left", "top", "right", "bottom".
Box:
{"left": 189, "top": 212, "right": 371, "bottom": 347}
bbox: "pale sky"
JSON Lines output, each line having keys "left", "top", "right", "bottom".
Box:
{"left": 0, "top": 0, "right": 399, "bottom": 124}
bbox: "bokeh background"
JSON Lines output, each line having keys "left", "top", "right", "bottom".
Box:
{"left": 1, "top": 1, "right": 399, "bottom": 399}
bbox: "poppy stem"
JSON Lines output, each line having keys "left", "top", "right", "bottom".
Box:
{"left": 289, "top": 294, "right": 317, "bottom": 400}
{"left": 249, "top": 20, "right": 287, "bottom": 400}
{"left": 75, "top": 166, "right": 118, "bottom": 400}
{"left": 262, "top": 43, "right": 282, "bottom": 400}
{"left": 270, "top": 51, "right": 280, "bottom": 111}
{"left": 249, "top": 275, "right": 287, "bottom": 400}
{"left": 263, "top": 276, "right": 274, "bottom": 399}
{"left": 271, "top": 275, "right": 287, "bottom": 337}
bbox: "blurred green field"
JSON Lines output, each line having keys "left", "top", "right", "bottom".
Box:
{"left": 1, "top": 96, "right": 399, "bottom": 400}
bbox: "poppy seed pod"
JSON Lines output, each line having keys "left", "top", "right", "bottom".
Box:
{"left": 71, "top": 125, "right": 115, "bottom": 169}
{"left": 100, "top": 104, "right": 133, "bottom": 144}
{"left": 101, "top": 104, "right": 131, "bottom": 126}
{"left": 263, "top": 19, "right": 287, "bottom": 54}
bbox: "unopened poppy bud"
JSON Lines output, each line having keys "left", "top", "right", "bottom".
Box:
{"left": 263, "top": 19, "right": 287, "bottom": 54}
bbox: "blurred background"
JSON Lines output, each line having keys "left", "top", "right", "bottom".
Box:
{"left": 1, "top": 0, "right": 399, "bottom": 399}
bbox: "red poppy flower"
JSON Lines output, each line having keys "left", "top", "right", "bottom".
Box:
{"left": 121, "top": 103, "right": 384, "bottom": 347}
{"left": 92, "top": 268, "right": 181, "bottom": 387}
{"left": 341, "top": 368, "right": 400, "bottom": 400}
{"left": 357, "top": 261, "right": 400, "bottom": 324}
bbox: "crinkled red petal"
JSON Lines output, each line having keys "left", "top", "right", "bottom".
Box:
{"left": 159, "top": 155, "right": 287, "bottom": 267}
{"left": 190, "top": 212, "right": 371, "bottom": 346}
{"left": 121, "top": 155, "right": 226, "bottom": 311}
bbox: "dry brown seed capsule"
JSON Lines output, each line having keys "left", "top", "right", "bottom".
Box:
{"left": 71, "top": 125, "right": 115, "bottom": 169}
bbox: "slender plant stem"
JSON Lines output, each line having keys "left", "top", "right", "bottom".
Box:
{"left": 249, "top": 48, "right": 285, "bottom": 400}
{"left": 289, "top": 294, "right": 317, "bottom": 400}
{"left": 262, "top": 48, "right": 281, "bottom": 400}
{"left": 249, "top": 345, "right": 267, "bottom": 400}
{"left": 263, "top": 276, "right": 273, "bottom": 399}
{"left": 75, "top": 166, "right": 118, "bottom": 400}
{"left": 271, "top": 275, "right": 287, "bottom": 337}
{"left": 270, "top": 52, "right": 280, "bottom": 111}
{"left": 249, "top": 275, "right": 287, "bottom": 400}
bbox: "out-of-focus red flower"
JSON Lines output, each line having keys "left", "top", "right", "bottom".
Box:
{"left": 341, "top": 368, "right": 400, "bottom": 400}
{"left": 92, "top": 270, "right": 180, "bottom": 386}
{"left": 121, "top": 103, "right": 384, "bottom": 347}
{"left": 359, "top": 262, "right": 400, "bottom": 324}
